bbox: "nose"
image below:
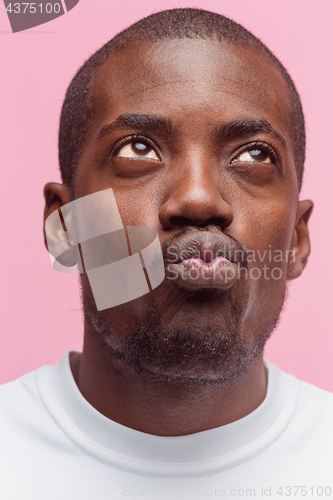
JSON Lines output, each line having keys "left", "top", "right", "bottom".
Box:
{"left": 159, "top": 163, "right": 234, "bottom": 230}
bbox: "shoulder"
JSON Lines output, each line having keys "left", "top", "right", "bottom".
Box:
{"left": 0, "top": 364, "right": 51, "bottom": 427}
{"left": 266, "top": 361, "right": 333, "bottom": 444}
{"left": 0, "top": 365, "right": 42, "bottom": 404}
{"left": 296, "top": 375, "right": 333, "bottom": 419}
{"left": 0, "top": 354, "right": 73, "bottom": 436}
{"left": 266, "top": 360, "right": 333, "bottom": 408}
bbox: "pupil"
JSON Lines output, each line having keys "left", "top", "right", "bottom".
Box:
{"left": 249, "top": 149, "right": 266, "bottom": 160}
{"left": 250, "top": 149, "right": 262, "bottom": 156}
{"left": 132, "top": 142, "right": 149, "bottom": 154}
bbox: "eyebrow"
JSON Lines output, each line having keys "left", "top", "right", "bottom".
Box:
{"left": 215, "top": 119, "right": 286, "bottom": 146}
{"left": 97, "top": 114, "right": 174, "bottom": 139}
{"left": 97, "top": 114, "right": 286, "bottom": 147}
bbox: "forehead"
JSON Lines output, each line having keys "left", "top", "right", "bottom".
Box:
{"left": 90, "top": 38, "right": 292, "bottom": 138}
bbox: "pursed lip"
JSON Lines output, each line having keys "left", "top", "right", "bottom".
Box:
{"left": 164, "top": 229, "right": 247, "bottom": 290}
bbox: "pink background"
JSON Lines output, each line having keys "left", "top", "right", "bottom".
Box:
{"left": 1, "top": 1, "right": 332, "bottom": 389}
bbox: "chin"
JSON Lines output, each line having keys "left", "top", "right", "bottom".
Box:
{"left": 82, "top": 273, "right": 283, "bottom": 387}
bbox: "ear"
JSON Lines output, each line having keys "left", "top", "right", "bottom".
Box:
{"left": 43, "top": 182, "right": 79, "bottom": 268}
{"left": 287, "top": 199, "right": 314, "bottom": 281}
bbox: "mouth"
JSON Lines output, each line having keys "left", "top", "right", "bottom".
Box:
{"left": 165, "top": 229, "right": 246, "bottom": 291}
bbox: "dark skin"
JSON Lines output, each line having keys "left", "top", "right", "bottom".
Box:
{"left": 44, "top": 39, "right": 313, "bottom": 436}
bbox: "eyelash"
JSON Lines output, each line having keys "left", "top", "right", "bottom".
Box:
{"left": 110, "top": 136, "right": 280, "bottom": 165}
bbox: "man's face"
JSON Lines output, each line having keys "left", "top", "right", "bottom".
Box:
{"left": 72, "top": 39, "right": 310, "bottom": 384}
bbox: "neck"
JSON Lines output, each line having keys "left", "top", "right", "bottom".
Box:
{"left": 70, "top": 334, "right": 268, "bottom": 437}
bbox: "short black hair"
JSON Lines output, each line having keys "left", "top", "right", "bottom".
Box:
{"left": 59, "top": 8, "right": 305, "bottom": 191}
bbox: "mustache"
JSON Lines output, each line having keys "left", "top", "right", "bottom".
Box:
{"left": 161, "top": 225, "right": 248, "bottom": 266}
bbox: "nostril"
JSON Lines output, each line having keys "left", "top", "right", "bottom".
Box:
{"left": 159, "top": 192, "right": 234, "bottom": 231}
{"left": 169, "top": 216, "right": 232, "bottom": 231}
{"left": 170, "top": 216, "right": 193, "bottom": 227}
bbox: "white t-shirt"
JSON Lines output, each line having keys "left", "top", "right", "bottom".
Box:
{"left": 1, "top": 352, "right": 333, "bottom": 500}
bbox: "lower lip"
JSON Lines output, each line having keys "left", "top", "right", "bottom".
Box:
{"left": 167, "top": 257, "right": 239, "bottom": 290}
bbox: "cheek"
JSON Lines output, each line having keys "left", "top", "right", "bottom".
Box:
{"left": 234, "top": 199, "right": 295, "bottom": 253}
{"left": 232, "top": 198, "right": 297, "bottom": 290}
{"left": 75, "top": 166, "right": 163, "bottom": 228}
{"left": 114, "top": 183, "right": 164, "bottom": 227}
{"left": 234, "top": 203, "right": 294, "bottom": 329}
{"left": 115, "top": 196, "right": 158, "bottom": 227}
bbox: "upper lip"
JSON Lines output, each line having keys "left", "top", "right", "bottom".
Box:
{"left": 164, "top": 228, "right": 248, "bottom": 266}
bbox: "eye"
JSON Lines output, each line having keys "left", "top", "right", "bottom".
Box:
{"left": 232, "top": 148, "right": 272, "bottom": 164}
{"left": 116, "top": 140, "right": 160, "bottom": 160}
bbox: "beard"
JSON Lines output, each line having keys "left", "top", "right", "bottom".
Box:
{"left": 80, "top": 224, "right": 287, "bottom": 387}
{"left": 82, "top": 280, "right": 284, "bottom": 387}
